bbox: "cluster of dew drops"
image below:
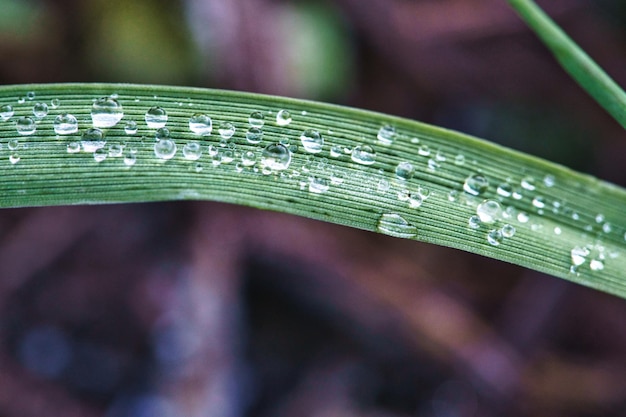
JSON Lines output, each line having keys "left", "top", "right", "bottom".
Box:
{"left": 1, "top": 92, "right": 623, "bottom": 275}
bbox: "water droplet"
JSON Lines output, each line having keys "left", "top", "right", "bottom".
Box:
{"left": 182, "top": 141, "right": 202, "bottom": 160}
{"left": 454, "top": 154, "right": 465, "bottom": 165}
{"left": 487, "top": 229, "right": 503, "bottom": 246}
{"left": 91, "top": 97, "right": 124, "bottom": 128}
{"left": 590, "top": 258, "right": 604, "bottom": 271}
{"left": 124, "top": 120, "right": 138, "bottom": 134}
{"left": 300, "top": 129, "right": 324, "bottom": 154}
{"left": 543, "top": 175, "right": 555, "bottom": 187}
{"left": 377, "top": 179, "right": 390, "bottom": 193}
{"left": 145, "top": 106, "right": 167, "bottom": 128}
{"left": 501, "top": 224, "right": 516, "bottom": 238}
{"left": 245, "top": 127, "right": 263, "bottom": 144}
{"left": 9, "top": 153, "right": 20, "bottom": 164}
{"left": 408, "top": 193, "right": 423, "bottom": 208}
{"left": 8, "top": 139, "right": 19, "bottom": 150}
{"left": 66, "top": 142, "right": 80, "bottom": 153}
{"left": 330, "top": 145, "right": 342, "bottom": 158}
{"left": 16, "top": 117, "right": 36, "bottom": 135}
{"left": 329, "top": 170, "right": 345, "bottom": 185}
{"left": 26, "top": 91, "right": 35, "bottom": 100}
{"left": 496, "top": 182, "right": 512, "bottom": 197}
{"left": 377, "top": 125, "right": 395, "bottom": 145}
{"left": 241, "top": 151, "right": 257, "bottom": 166}
{"left": 351, "top": 144, "right": 376, "bottom": 165}
{"left": 517, "top": 212, "right": 529, "bottom": 223}
{"left": 595, "top": 214, "right": 605, "bottom": 224}
{"left": 1, "top": 104, "right": 14, "bottom": 121}
{"left": 502, "top": 206, "right": 516, "bottom": 219}
{"left": 602, "top": 222, "right": 612, "bottom": 234}
{"left": 377, "top": 213, "right": 417, "bottom": 238}
{"left": 571, "top": 246, "right": 590, "bottom": 266}
{"left": 108, "top": 143, "right": 124, "bottom": 157}
{"left": 53, "top": 114, "right": 78, "bottom": 135}
{"left": 155, "top": 128, "right": 170, "bottom": 141}
{"left": 468, "top": 215, "right": 481, "bottom": 229}
{"left": 154, "top": 139, "right": 177, "bottom": 160}
{"left": 395, "top": 161, "right": 414, "bottom": 180}
{"left": 124, "top": 153, "right": 137, "bottom": 166}
{"left": 50, "top": 98, "right": 61, "bottom": 108}
{"left": 463, "top": 174, "right": 489, "bottom": 196}
{"left": 189, "top": 113, "right": 212, "bottom": 135}
{"left": 309, "top": 177, "right": 330, "bottom": 194}
{"left": 476, "top": 199, "right": 501, "bottom": 224}
{"left": 553, "top": 227, "right": 562, "bottom": 235}
{"left": 32, "top": 102, "right": 48, "bottom": 118}
{"left": 410, "top": 137, "right": 420, "bottom": 144}
{"left": 93, "top": 148, "right": 107, "bottom": 162}
{"left": 448, "top": 190, "right": 459, "bottom": 202}
{"left": 427, "top": 159, "right": 440, "bottom": 171}
{"left": 532, "top": 196, "right": 546, "bottom": 209}
{"left": 512, "top": 188, "right": 523, "bottom": 200}
{"left": 249, "top": 111, "right": 265, "bottom": 128}
{"left": 81, "top": 128, "right": 106, "bottom": 152}
{"left": 418, "top": 145, "right": 430, "bottom": 156}
{"left": 276, "top": 110, "right": 292, "bottom": 126}
{"left": 218, "top": 122, "right": 235, "bottom": 139}
{"left": 260, "top": 143, "right": 291, "bottom": 171}
{"left": 521, "top": 176, "right": 536, "bottom": 191}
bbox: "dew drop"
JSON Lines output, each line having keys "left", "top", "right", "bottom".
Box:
{"left": 395, "top": 161, "right": 414, "bottom": 180}
{"left": 501, "top": 224, "right": 516, "bottom": 238}
{"left": 182, "top": 141, "right": 202, "bottom": 161}
{"left": 377, "top": 125, "right": 395, "bottom": 146}
{"left": 448, "top": 190, "right": 459, "bottom": 202}
{"left": 454, "top": 154, "right": 465, "bottom": 165}
{"left": 497, "top": 182, "right": 512, "bottom": 197}
{"left": 521, "top": 176, "right": 536, "bottom": 191}
{"left": 1, "top": 104, "right": 14, "bottom": 121}
{"left": 463, "top": 174, "right": 489, "bottom": 196}
{"left": 155, "top": 127, "right": 170, "bottom": 141}
{"left": 145, "top": 106, "right": 167, "bottom": 128}
{"left": 261, "top": 143, "right": 291, "bottom": 171}
{"left": 589, "top": 258, "right": 604, "bottom": 271}
{"left": 512, "top": 188, "right": 523, "bottom": 200}
{"left": 309, "top": 177, "right": 330, "bottom": 194}
{"left": 377, "top": 213, "right": 417, "bottom": 239}
{"left": 427, "top": 159, "right": 440, "bottom": 171}
{"left": 408, "top": 193, "right": 423, "bottom": 208}
{"left": 300, "top": 129, "right": 324, "bottom": 154}
{"left": 468, "top": 215, "right": 481, "bottom": 229}
{"left": 218, "top": 122, "right": 235, "bottom": 139}
{"left": 487, "top": 229, "right": 503, "bottom": 246}
{"left": 26, "top": 91, "right": 35, "bottom": 100}
{"left": 570, "top": 246, "right": 590, "bottom": 266}
{"left": 53, "top": 114, "right": 78, "bottom": 135}
{"left": 554, "top": 227, "right": 562, "bottom": 235}
{"left": 543, "top": 175, "right": 555, "bottom": 187}
{"left": 124, "top": 153, "right": 137, "bottom": 166}
{"left": 16, "top": 117, "right": 36, "bottom": 135}
{"left": 517, "top": 212, "right": 529, "bottom": 223}
{"left": 189, "top": 113, "right": 212, "bottom": 135}
{"left": 595, "top": 214, "right": 605, "bottom": 224}
{"left": 330, "top": 145, "right": 342, "bottom": 158}
{"left": 66, "top": 142, "right": 80, "bottom": 153}
{"left": 8, "top": 139, "right": 19, "bottom": 150}
{"left": 249, "top": 111, "right": 265, "bottom": 128}
{"left": 532, "top": 196, "right": 546, "bottom": 209}
{"left": 476, "top": 199, "right": 501, "bottom": 224}
{"left": 351, "top": 144, "right": 376, "bottom": 165}
{"left": 124, "top": 120, "right": 138, "bottom": 135}
{"left": 276, "top": 110, "right": 292, "bottom": 126}
{"left": 418, "top": 145, "right": 431, "bottom": 156}
{"left": 108, "top": 143, "right": 124, "bottom": 157}
{"left": 9, "top": 153, "right": 21, "bottom": 164}
{"left": 81, "top": 128, "right": 106, "bottom": 152}
{"left": 50, "top": 98, "right": 61, "bottom": 108}
{"left": 154, "top": 139, "right": 177, "bottom": 160}
{"left": 93, "top": 148, "right": 107, "bottom": 162}
{"left": 377, "top": 179, "right": 390, "bottom": 193}
{"left": 32, "top": 102, "right": 48, "bottom": 118}
{"left": 91, "top": 97, "right": 124, "bottom": 128}
{"left": 241, "top": 150, "right": 257, "bottom": 166}
{"left": 329, "top": 170, "right": 345, "bottom": 185}
{"left": 246, "top": 127, "right": 263, "bottom": 144}
{"left": 602, "top": 222, "right": 612, "bottom": 234}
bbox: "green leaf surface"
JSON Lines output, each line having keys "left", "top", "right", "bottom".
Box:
{"left": 0, "top": 83, "right": 625, "bottom": 298}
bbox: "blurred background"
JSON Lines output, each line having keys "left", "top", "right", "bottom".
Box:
{"left": 1, "top": 0, "right": 626, "bottom": 416}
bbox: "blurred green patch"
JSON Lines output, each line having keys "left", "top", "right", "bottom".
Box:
{"left": 0, "top": 0, "right": 45, "bottom": 40}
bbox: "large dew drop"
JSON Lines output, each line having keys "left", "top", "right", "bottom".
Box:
{"left": 91, "top": 97, "right": 124, "bottom": 128}
{"left": 377, "top": 213, "right": 417, "bottom": 239}
{"left": 487, "top": 229, "right": 503, "bottom": 246}
{"left": 16, "top": 117, "right": 36, "bottom": 135}
{"left": 154, "top": 139, "right": 177, "bottom": 160}
{"left": 351, "top": 145, "right": 376, "bottom": 165}
{"left": 476, "top": 199, "right": 501, "bottom": 224}
{"left": 249, "top": 111, "right": 265, "bottom": 128}
{"left": 33, "top": 102, "right": 48, "bottom": 118}
{"left": 1, "top": 104, "right": 14, "bottom": 121}
{"left": 276, "top": 110, "right": 292, "bottom": 126}
{"left": 53, "top": 114, "right": 78, "bottom": 135}
{"left": 395, "top": 162, "right": 414, "bottom": 180}
{"left": 218, "top": 122, "right": 236, "bottom": 139}
{"left": 377, "top": 125, "right": 395, "bottom": 146}
{"left": 308, "top": 177, "right": 330, "bottom": 194}
{"left": 246, "top": 127, "right": 263, "bottom": 144}
{"left": 81, "top": 128, "right": 106, "bottom": 152}
{"left": 182, "top": 141, "right": 202, "bottom": 161}
{"left": 260, "top": 143, "right": 291, "bottom": 171}
{"left": 145, "top": 106, "right": 168, "bottom": 128}
{"left": 463, "top": 174, "right": 489, "bottom": 196}
{"left": 300, "top": 129, "right": 324, "bottom": 154}
{"left": 189, "top": 113, "right": 212, "bottom": 135}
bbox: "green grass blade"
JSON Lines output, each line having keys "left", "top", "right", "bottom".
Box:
{"left": 1, "top": 83, "right": 625, "bottom": 298}
{"left": 507, "top": 0, "right": 626, "bottom": 129}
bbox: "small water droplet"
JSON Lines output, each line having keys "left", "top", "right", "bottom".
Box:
{"left": 487, "top": 229, "right": 503, "bottom": 246}
{"left": 50, "top": 98, "right": 61, "bottom": 108}
{"left": 476, "top": 199, "right": 501, "bottom": 224}
{"left": 543, "top": 175, "right": 555, "bottom": 187}
{"left": 435, "top": 150, "right": 446, "bottom": 162}
{"left": 377, "top": 125, "right": 395, "bottom": 146}
{"left": 521, "top": 176, "right": 536, "bottom": 191}
{"left": 241, "top": 150, "right": 257, "bottom": 166}
{"left": 595, "top": 214, "right": 605, "bottom": 224}
{"left": 501, "top": 224, "right": 516, "bottom": 238}
{"left": 249, "top": 111, "right": 265, "bottom": 128}
{"left": 93, "top": 148, "right": 107, "bottom": 162}
{"left": 124, "top": 120, "right": 138, "bottom": 134}
{"left": 351, "top": 144, "right": 376, "bottom": 165}
{"left": 377, "top": 213, "right": 417, "bottom": 238}
{"left": 108, "top": 143, "right": 124, "bottom": 157}
{"left": 26, "top": 91, "right": 35, "bottom": 100}
{"left": 32, "top": 102, "right": 48, "bottom": 118}
{"left": 454, "top": 154, "right": 465, "bottom": 165}
{"left": 589, "top": 258, "right": 604, "bottom": 271}
{"left": 9, "top": 153, "right": 21, "bottom": 164}
{"left": 554, "top": 227, "right": 562, "bottom": 235}
{"left": 91, "top": 97, "right": 124, "bottom": 128}
{"left": 463, "top": 174, "right": 489, "bottom": 196}
{"left": 512, "top": 188, "right": 523, "bottom": 200}
{"left": 377, "top": 179, "right": 390, "bottom": 193}
{"left": 155, "top": 127, "right": 170, "bottom": 141}
{"left": 329, "top": 170, "right": 345, "bottom": 185}
{"left": 53, "top": 114, "right": 78, "bottom": 135}
{"left": 395, "top": 161, "right": 414, "bottom": 180}
{"left": 602, "top": 222, "right": 612, "bottom": 234}
{"left": 260, "top": 143, "right": 291, "bottom": 171}
{"left": 448, "top": 190, "right": 459, "bottom": 202}
{"left": 330, "top": 145, "right": 343, "bottom": 158}
{"left": 154, "top": 139, "right": 177, "bottom": 160}
{"left": 427, "top": 159, "right": 440, "bottom": 171}
{"left": 188, "top": 113, "right": 212, "bottom": 135}
{"left": 16, "top": 117, "right": 36, "bottom": 135}
{"left": 300, "top": 129, "right": 324, "bottom": 154}
{"left": 496, "top": 182, "right": 512, "bottom": 197}
{"left": 532, "top": 196, "right": 546, "bottom": 209}
{"left": 81, "top": 128, "right": 106, "bottom": 152}
{"left": 517, "top": 212, "right": 529, "bottom": 223}
{"left": 418, "top": 145, "right": 430, "bottom": 156}
{"left": 124, "top": 153, "right": 137, "bottom": 166}
{"left": 67, "top": 142, "right": 80, "bottom": 153}
{"left": 410, "top": 137, "right": 420, "bottom": 144}
{"left": 408, "top": 193, "right": 423, "bottom": 208}
{"left": 1, "top": 104, "right": 14, "bottom": 121}
{"left": 145, "top": 106, "right": 167, "bottom": 128}
{"left": 468, "top": 215, "right": 481, "bottom": 229}
{"left": 309, "top": 177, "right": 330, "bottom": 194}
{"left": 8, "top": 139, "right": 19, "bottom": 151}
{"left": 276, "top": 110, "right": 292, "bottom": 126}
{"left": 218, "top": 122, "right": 235, "bottom": 139}
{"left": 182, "top": 141, "right": 202, "bottom": 160}
{"left": 245, "top": 127, "right": 263, "bottom": 144}
{"left": 571, "top": 246, "right": 590, "bottom": 266}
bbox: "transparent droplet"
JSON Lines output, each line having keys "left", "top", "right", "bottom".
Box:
{"left": 26, "top": 91, "right": 35, "bottom": 100}
{"left": 532, "top": 196, "right": 546, "bottom": 209}
{"left": 497, "top": 182, "right": 512, "bottom": 197}
{"left": 91, "top": 97, "right": 124, "bottom": 128}
{"left": 241, "top": 150, "right": 257, "bottom": 166}
{"left": 8, "top": 139, "right": 19, "bottom": 150}
{"left": 408, "top": 193, "right": 423, "bottom": 208}
{"left": 468, "top": 215, "right": 481, "bottom": 229}
{"left": 553, "top": 227, "right": 562, "bottom": 235}
{"left": 145, "top": 106, "right": 167, "bottom": 128}
{"left": 512, "top": 188, "right": 523, "bottom": 200}
{"left": 246, "top": 127, "right": 263, "bottom": 144}
{"left": 448, "top": 190, "right": 459, "bottom": 202}
{"left": 182, "top": 141, "right": 202, "bottom": 161}
{"left": 260, "top": 143, "right": 291, "bottom": 171}
{"left": 93, "top": 148, "right": 107, "bottom": 162}
{"left": 108, "top": 143, "right": 124, "bottom": 157}
{"left": 66, "top": 142, "right": 80, "bottom": 153}
{"left": 188, "top": 113, "right": 212, "bottom": 135}
{"left": 16, "top": 117, "right": 36, "bottom": 135}
{"left": 595, "top": 214, "right": 605, "bottom": 224}
{"left": 9, "top": 153, "right": 21, "bottom": 164}
{"left": 502, "top": 206, "right": 516, "bottom": 219}
{"left": 377, "top": 213, "right": 417, "bottom": 238}
{"left": 53, "top": 114, "right": 78, "bottom": 135}
{"left": 418, "top": 145, "right": 430, "bottom": 156}
{"left": 570, "top": 246, "right": 590, "bottom": 266}
{"left": 476, "top": 199, "right": 501, "bottom": 224}
{"left": 249, "top": 111, "right": 265, "bottom": 128}
{"left": 487, "top": 229, "right": 503, "bottom": 246}
{"left": 124, "top": 120, "right": 138, "bottom": 134}
{"left": 410, "top": 137, "right": 420, "bottom": 144}
{"left": 300, "top": 129, "right": 324, "bottom": 154}
{"left": 543, "top": 175, "right": 555, "bottom": 187}
{"left": 463, "top": 174, "right": 489, "bottom": 196}
{"left": 417, "top": 186, "right": 430, "bottom": 199}
{"left": 155, "top": 127, "right": 170, "bottom": 141}
{"left": 454, "top": 154, "right": 465, "bottom": 165}
{"left": 330, "top": 145, "right": 342, "bottom": 158}
{"left": 521, "top": 176, "right": 536, "bottom": 191}
{"left": 276, "top": 110, "right": 292, "bottom": 126}
{"left": 377, "top": 125, "right": 395, "bottom": 145}
{"left": 81, "top": 128, "right": 106, "bottom": 152}
{"left": 32, "top": 102, "right": 48, "bottom": 118}
{"left": 377, "top": 179, "right": 390, "bottom": 193}
{"left": 154, "top": 139, "right": 177, "bottom": 160}
{"left": 309, "top": 177, "right": 330, "bottom": 194}
{"left": 50, "top": 98, "right": 61, "bottom": 108}
{"left": 351, "top": 144, "right": 376, "bottom": 165}
{"left": 329, "top": 170, "right": 345, "bottom": 185}
{"left": 427, "top": 159, "right": 440, "bottom": 171}
{"left": 124, "top": 153, "right": 137, "bottom": 166}
{"left": 517, "top": 212, "right": 529, "bottom": 223}
{"left": 501, "top": 224, "right": 516, "bottom": 238}
{"left": 395, "top": 161, "right": 414, "bottom": 180}
{"left": 590, "top": 258, "right": 604, "bottom": 271}
{"left": 1, "top": 104, "right": 14, "bottom": 121}
{"left": 602, "top": 222, "right": 612, "bottom": 234}
{"left": 218, "top": 122, "right": 235, "bottom": 139}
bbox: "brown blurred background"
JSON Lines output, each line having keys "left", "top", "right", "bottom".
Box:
{"left": 1, "top": 0, "right": 626, "bottom": 416}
